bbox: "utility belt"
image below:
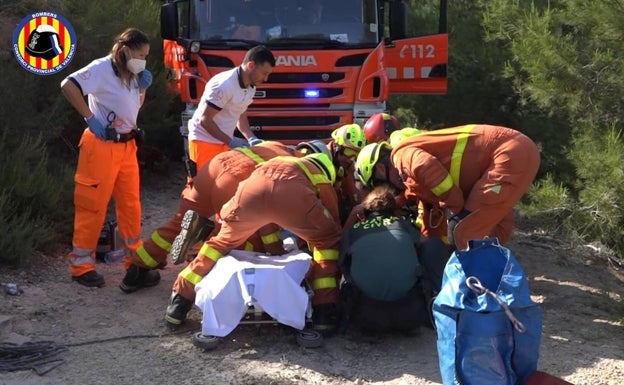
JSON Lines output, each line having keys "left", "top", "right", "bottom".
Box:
{"left": 105, "top": 127, "right": 144, "bottom": 145}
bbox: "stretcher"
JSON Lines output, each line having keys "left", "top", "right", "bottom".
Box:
{"left": 192, "top": 249, "right": 323, "bottom": 350}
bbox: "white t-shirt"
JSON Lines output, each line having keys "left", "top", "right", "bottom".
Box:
{"left": 67, "top": 55, "right": 141, "bottom": 134}
{"left": 188, "top": 66, "right": 255, "bottom": 143}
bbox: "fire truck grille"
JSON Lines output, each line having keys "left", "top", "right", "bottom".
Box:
{"left": 268, "top": 72, "right": 345, "bottom": 83}
{"left": 255, "top": 130, "right": 334, "bottom": 141}
{"left": 255, "top": 88, "right": 342, "bottom": 99}
{"left": 249, "top": 116, "right": 340, "bottom": 126}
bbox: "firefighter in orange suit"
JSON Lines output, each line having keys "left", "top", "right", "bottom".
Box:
{"left": 60, "top": 28, "right": 154, "bottom": 288}
{"left": 166, "top": 139, "right": 333, "bottom": 271}
{"left": 296, "top": 124, "right": 368, "bottom": 225}
{"left": 389, "top": 129, "right": 450, "bottom": 244}
{"left": 347, "top": 126, "right": 449, "bottom": 242}
{"left": 166, "top": 153, "right": 343, "bottom": 335}
{"left": 118, "top": 141, "right": 304, "bottom": 293}
{"left": 355, "top": 124, "right": 540, "bottom": 251}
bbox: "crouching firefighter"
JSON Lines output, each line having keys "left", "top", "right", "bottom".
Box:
{"left": 339, "top": 185, "right": 431, "bottom": 335}
{"left": 166, "top": 152, "right": 343, "bottom": 336}
{"left": 120, "top": 141, "right": 304, "bottom": 295}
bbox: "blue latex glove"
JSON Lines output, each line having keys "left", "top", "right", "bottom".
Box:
{"left": 248, "top": 136, "right": 264, "bottom": 146}
{"left": 138, "top": 69, "right": 153, "bottom": 90}
{"left": 228, "top": 137, "right": 249, "bottom": 149}
{"left": 85, "top": 115, "right": 106, "bottom": 140}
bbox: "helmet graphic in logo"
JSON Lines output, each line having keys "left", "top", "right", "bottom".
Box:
{"left": 12, "top": 11, "right": 77, "bottom": 75}
{"left": 25, "top": 24, "right": 63, "bottom": 60}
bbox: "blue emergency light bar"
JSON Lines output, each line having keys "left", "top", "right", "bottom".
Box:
{"left": 304, "top": 89, "right": 320, "bottom": 98}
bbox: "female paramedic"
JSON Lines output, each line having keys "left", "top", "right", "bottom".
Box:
{"left": 60, "top": 27, "right": 157, "bottom": 288}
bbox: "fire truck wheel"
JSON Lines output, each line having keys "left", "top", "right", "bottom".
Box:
{"left": 296, "top": 328, "right": 323, "bottom": 348}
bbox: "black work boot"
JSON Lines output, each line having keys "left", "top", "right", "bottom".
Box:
{"left": 170, "top": 210, "right": 215, "bottom": 265}
{"left": 165, "top": 292, "right": 194, "bottom": 327}
{"left": 72, "top": 271, "right": 105, "bottom": 288}
{"left": 119, "top": 264, "right": 161, "bottom": 293}
{"left": 312, "top": 303, "right": 338, "bottom": 337}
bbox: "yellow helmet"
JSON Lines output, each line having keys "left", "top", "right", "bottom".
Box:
{"left": 306, "top": 153, "right": 336, "bottom": 185}
{"left": 295, "top": 140, "right": 332, "bottom": 160}
{"left": 389, "top": 127, "right": 422, "bottom": 148}
{"left": 331, "top": 123, "right": 367, "bottom": 157}
{"left": 355, "top": 142, "right": 392, "bottom": 188}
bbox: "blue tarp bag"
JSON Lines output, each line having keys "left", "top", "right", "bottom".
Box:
{"left": 433, "top": 237, "right": 542, "bottom": 385}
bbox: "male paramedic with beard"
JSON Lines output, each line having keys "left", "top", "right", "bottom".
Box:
{"left": 187, "top": 45, "right": 275, "bottom": 170}
{"left": 60, "top": 28, "right": 155, "bottom": 288}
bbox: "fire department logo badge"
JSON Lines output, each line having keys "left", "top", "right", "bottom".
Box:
{"left": 12, "top": 11, "right": 76, "bottom": 75}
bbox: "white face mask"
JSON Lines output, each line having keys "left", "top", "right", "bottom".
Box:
{"left": 127, "top": 58, "right": 146, "bottom": 74}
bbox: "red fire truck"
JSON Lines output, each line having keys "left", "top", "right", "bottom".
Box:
{"left": 160, "top": 0, "right": 447, "bottom": 144}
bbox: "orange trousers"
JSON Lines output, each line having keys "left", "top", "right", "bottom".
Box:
{"left": 453, "top": 133, "right": 539, "bottom": 249}
{"left": 173, "top": 172, "right": 343, "bottom": 305}
{"left": 68, "top": 129, "right": 141, "bottom": 277}
{"left": 189, "top": 140, "right": 229, "bottom": 170}
{"left": 129, "top": 154, "right": 280, "bottom": 269}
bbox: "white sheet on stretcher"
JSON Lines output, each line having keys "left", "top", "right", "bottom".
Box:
{"left": 194, "top": 249, "right": 312, "bottom": 337}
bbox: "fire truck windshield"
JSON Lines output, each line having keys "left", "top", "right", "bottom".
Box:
{"left": 191, "top": 0, "right": 379, "bottom": 46}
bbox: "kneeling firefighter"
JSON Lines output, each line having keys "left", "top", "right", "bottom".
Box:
{"left": 166, "top": 152, "right": 343, "bottom": 336}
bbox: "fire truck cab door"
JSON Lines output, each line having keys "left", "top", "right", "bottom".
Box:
{"left": 384, "top": 33, "right": 448, "bottom": 95}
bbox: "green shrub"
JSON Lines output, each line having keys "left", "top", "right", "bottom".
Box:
{"left": 0, "top": 0, "right": 181, "bottom": 267}
{"left": 0, "top": 133, "right": 73, "bottom": 267}
{"left": 568, "top": 128, "right": 624, "bottom": 258}
{"left": 520, "top": 127, "right": 624, "bottom": 265}
{"left": 517, "top": 174, "right": 575, "bottom": 237}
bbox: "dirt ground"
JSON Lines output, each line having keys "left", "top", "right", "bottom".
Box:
{"left": 1, "top": 160, "right": 623, "bottom": 385}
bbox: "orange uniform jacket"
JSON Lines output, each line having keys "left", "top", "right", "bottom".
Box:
{"left": 174, "top": 156, "right": 343, "bottom": 306}
{"left": 391, "top": 124, "right": 540, "bottom": 249}
{"left": 130, "top": 142, "right": 301, "bottom": 269}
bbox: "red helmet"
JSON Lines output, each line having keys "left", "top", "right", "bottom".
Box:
{"left": 363, "top": 113, "right": 400, "bottom": 143}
